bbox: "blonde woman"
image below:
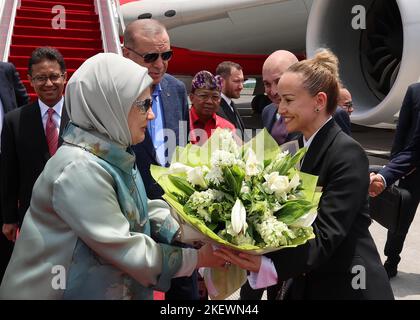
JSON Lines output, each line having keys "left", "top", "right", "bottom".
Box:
{"left": 216, "top": 49, "right": 394, "bottom": 300}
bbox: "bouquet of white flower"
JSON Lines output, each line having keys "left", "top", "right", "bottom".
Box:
{"left": 151, "top": 129, "right": 321, "bottom": 299}
{"left": 151, "top": 129, "right": 321, "bottom": 253}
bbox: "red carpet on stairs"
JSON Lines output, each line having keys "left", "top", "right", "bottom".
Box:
{"left": 8, "top": 0, "right": 103, "bottom": 101}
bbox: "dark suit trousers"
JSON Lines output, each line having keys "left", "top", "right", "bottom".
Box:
{"left": 384, "top": 170, "right": 420, "bottom": 262}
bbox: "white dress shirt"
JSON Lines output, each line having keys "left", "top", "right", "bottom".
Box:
{"left": 39, "top": 97, "right": 64, "bottom": 134}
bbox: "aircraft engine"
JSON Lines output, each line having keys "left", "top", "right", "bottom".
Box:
{"left": 307, "top": 0, "right": 420, "bottom": 125}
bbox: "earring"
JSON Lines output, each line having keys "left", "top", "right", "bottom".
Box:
{"left": 315, "top": 108, "right": 320, "bottom": 113}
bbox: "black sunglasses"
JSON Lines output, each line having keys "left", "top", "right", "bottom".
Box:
{"left": 125, "top": 47, "right": 173, "bottom": 63}
{"left": 134, "top": 98, "right": 152, "bottom": 113}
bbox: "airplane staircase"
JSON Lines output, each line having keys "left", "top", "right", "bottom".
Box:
{"left": 8, "top": 0, "right": 103, "bottom": 101}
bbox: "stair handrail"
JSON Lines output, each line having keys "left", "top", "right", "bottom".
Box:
{"left": 0, "top": 0, "right": 20, "bottom": 62}
{"left": 113, "top": 0, "right": 125, "bottom": 37}
{"left": 94, "top": 0, "right": 122, "bottom": 55}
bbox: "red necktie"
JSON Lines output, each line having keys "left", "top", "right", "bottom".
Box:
{"left": 46, "top": 108, "right": 58, "bottom": 156}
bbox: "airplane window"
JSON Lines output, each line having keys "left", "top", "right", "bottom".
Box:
{"left": 138, "top": 13, "right": 152, "bottom": 19}
{"left": 165, "top": 10, "right": 176, "bottom": 17}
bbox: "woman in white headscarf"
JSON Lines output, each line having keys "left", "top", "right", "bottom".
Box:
{"left": 0, "top": 53, "right": 224, "bottom": 300}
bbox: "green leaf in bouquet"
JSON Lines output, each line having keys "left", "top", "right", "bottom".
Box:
{"left": 298, "top": 171, "right": 319, "bottom": 202}
{"left": 222, "top": 166, "right": 242, "bottom": 197}
{"left": 288, "top": 147, "right": 307, "bottom": 169}
{"left": 276, "top": 199, "right": 316, "bottom": 224}
{"left": 168, "top": 175, "right": 195, "bottom": 197}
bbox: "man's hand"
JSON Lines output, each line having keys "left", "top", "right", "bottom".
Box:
{"left": 369, "top": 173, "right": 386, "bottom": 197}
{"left": 2, "top": 223, "right": 19, "bottom": 242}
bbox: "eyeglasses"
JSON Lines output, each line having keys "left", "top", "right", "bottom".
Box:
{"left": 134, "top": 98, "right": 152, "bottom": 113}
{"left": 342, "top": 101, "right": 353, "bottom": 109}
{"left": 31, "top": 73, "right": 65, "bottom": 84}
{"left": 125, "top": 47, "right": 173, "bottom": 63}
{"left": 194, "top": 93, "right": 221, "bottom": 102}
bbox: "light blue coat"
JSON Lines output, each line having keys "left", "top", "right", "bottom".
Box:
{"left": 0, "top": 123, "right": 183, "bottom": 299}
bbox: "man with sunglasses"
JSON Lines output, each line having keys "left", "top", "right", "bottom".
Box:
{"left": 123, "top": 19, "right": 196, "bottom": 300}
{"left": 0, "top": 47, "right": 69, "bottom": 278}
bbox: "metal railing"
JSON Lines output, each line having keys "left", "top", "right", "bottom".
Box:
{"left": 94, "top": 0, "right": 123, "bottom": 55}
{"left": 0, "top": 0, "right": 20, "bottom": 61}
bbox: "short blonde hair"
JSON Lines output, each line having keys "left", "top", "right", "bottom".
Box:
{"left": 287, "top": 48, "right": 339, "bottom": 114}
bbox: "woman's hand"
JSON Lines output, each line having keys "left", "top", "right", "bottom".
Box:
{"left": 196, "top": 243, "right": 227, "bottom": 269}
{"left": 214, "top": 247, "right": 262, "bottom": 273}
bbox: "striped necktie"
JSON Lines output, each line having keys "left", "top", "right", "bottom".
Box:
{"left": 46, "top": 108, "right": 58, "bottom": 156}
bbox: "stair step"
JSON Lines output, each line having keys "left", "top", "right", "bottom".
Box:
{"left": 12, "top": 35, "right": 102, "bottom": 48}
{"left": 13, "top": 25, "right": 101, "bottom": 39}
{"left": 14, "top": 16, "right": 99, "bottom": 29}
{"left": 16, "top": 8, "right": 98, "bottom": 21}
{"left": 10, "top": 56, "right": 88, "bottom": 69}
{"left": 10, "top": 45, "right": 102, "bottom": 58}
{"left": 20, "top": 0, "right": 95, "bottom": 13}
{"left": 27, "top": 0, "right": 92, "bottom": 4}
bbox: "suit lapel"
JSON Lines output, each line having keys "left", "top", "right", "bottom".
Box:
{"left": 301, "top": 119, "right": 340, "bottom": 173}
{"left": 58, "top": 103, "right": 69, "bottom": 146}
{"left": 267, "top": 105, "right": 277, "bottom": 132}
{"left": 159, "top": 76, "right": 180, "bottom": 144}
{"left": 25, "top": 101, "right": 50, "bottom": 161}
{"left": 220, "top": 99, "right": 237, "bottom": 125}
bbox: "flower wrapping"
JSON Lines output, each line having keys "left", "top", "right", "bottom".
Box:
{"left": 151, "top": 129, "right": 322, "bottom": 299}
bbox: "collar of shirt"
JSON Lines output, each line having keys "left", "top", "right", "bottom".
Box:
{"left": 303, "top": 116, "right": 333, "bottom": 148}
{"left": 221, "top": 93, "right": 232, "bottom": 108}
{"left": 152, "top": 83, "right": 162, "bottom": 97}
{"left": 190, "top": 106, "right": 217, "bottom": 128}
{"left": 39, "top": 96, "right": 64, "bottom": 131}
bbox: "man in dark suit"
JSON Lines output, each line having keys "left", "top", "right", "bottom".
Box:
{"left": 369, "top": 83, "right": 420, "bottom": 278}
{"left": 215, "top": 61, "right": 246, "bottom": 140}
{"left": 123, "top": 19, "right": 196, "bottom": 300}
{"left": 261, "top": 51, "right": 300, "bottom": 146}
{"left": 0, "top": 61, "right": 29, "bottom": 281}
{"left": 0, "top": 47, "right": 68, "bottom": 280}
{"left": 333, "top": 87, "right": 353, "bottom": 136}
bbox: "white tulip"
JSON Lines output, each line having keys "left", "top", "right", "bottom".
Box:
{"left": 231, "top": 199, "right": 248, "bottom": 235}
{"left": 168, "top": 162, "right": 193, "bottom": 174}
{"left": 244, "top": 149, "right": 262, "bottom": 177}
{"left": 187, "top": 166, "right": 208, "bottom": 188}
{"left": 263, "top": 172, "right": 289, "bottom": 198}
